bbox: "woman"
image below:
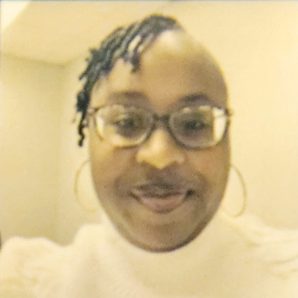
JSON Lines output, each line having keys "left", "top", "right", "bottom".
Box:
{"left": 1, "top": 14, "right": 297, "bottom": 298}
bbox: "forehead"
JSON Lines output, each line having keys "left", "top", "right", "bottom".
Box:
{"left": 91, "top": 31, "right": 227, "bottom": 111}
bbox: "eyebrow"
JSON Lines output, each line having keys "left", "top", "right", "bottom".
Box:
{"left": 175, "top": 93, "right": 218, "bottom": 109}
{"left": 108, "top": 91, "right": 148, "bottom": 104}
{"left": 100, "top": 91, "right": 223, "bottom": 111}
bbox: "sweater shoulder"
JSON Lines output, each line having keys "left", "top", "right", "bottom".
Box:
{"left": 220, "top": 211, "right": 298, "bottom": 279}
{"left": 0, "top": 236, "right": 66, "bottom": 297}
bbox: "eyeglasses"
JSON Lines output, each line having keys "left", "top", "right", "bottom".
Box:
{"left": 88, "top": 104, "right": 232, "bottom": 149}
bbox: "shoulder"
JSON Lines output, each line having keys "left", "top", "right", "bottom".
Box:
{"left": 0, "top": 236, "right": 66, "bottom": 297}
{"left": 220, "top": 212, "right": 298, "bottom": 279}
{"left": 0, "top": 225, "right": 105, "bottom": 297}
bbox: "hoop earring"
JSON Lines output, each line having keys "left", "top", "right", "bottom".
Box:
{"left": 221, "top": 163, "right": 247, "bottom": 217}
{"left": 74, "top": 159, "right": 99, "bottom": 212}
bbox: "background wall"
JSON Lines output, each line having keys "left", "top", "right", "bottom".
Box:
{"left": 0, "top": 55, "right": 63, "bottom": 241}
{"left": 1, "top": 1, "right": 298, "bottom": 244}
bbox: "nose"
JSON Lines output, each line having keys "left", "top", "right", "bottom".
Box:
{"left": 136, "top": 128, "right": 185, "bottom": 169}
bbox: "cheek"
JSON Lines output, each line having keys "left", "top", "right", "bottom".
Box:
{"left": 89, "top": 136, "right": 114, "bottom": 184}
{"left": 187, "top": 143, "right": 230, "bottom": 191}
{"left": 88, "top": 130, "right": 135, "bottom": 189}
{"left": 187, "top": 144, "right": 230, "bottom": 217}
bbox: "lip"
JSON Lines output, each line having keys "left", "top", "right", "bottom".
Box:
{"left": 130, "top": 184, "right": 190, "bottom": 214}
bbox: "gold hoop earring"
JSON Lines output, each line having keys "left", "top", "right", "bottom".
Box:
{"left": 221, "top": 164, "right": 247, "bottom": 217}
{"left": 74, "top": 159, "right": 99, "bottom": 212}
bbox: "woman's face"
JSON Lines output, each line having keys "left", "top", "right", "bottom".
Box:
{"left": 88, "top": 31, "right": 230, "bottom": 252}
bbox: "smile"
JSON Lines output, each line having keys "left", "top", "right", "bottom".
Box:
{"left": 130, "top": 184, "right": 192, "bottom": 214}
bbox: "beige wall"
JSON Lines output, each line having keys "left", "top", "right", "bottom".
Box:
{"left": 1, "top": 2, "right": 298, "bottom": 244}
{"left": 0, "top": 54, "right": 100, "bottom": 244}
{"left": 0, "top": 55, "right": 63, "bottom": 241}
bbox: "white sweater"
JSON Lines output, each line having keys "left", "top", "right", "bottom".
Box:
{"left": 0, "top": 212, "right": 298, "bottom": 298}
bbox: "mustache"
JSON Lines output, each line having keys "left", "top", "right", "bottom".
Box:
{"left": 117, "top": 166, "right": 206, "bottom": 195}
{"left": 132, "top": 178, "right": 192, "bottom": 192}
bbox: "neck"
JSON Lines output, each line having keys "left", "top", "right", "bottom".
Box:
{"left": 100, "top": 212, "right": 228, "bottom": 290}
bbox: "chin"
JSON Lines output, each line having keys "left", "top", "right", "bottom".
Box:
{"left": 116, "top": 215, "right": 212, "bottom": 253}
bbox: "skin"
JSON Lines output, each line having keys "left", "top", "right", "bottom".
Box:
{"left": 88, "top": 30, "right": 230, "bottom": 252}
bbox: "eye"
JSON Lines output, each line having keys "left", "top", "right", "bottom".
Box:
{"left": 177, "top": 116, "right": 209, "bottom": 135}
{"left": 181, "top": 118, "right": 207, "bottom": 131}
{"left": 112, "top": 113, "right": 145, "bottom": 137}
{"left": 114, "top": 115, "right": 138, "bottom": 129}
{"left": 170, "top": 108, "right": 213, "bottom": 140}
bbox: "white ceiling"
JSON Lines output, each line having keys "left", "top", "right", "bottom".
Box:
{"left": 2, "top": 1, "right": 298, "bottom": 68}
{"left": 1, "top": 1, "right": 174, "bottom": 65}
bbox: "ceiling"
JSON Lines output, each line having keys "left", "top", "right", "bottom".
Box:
{"left": 1, "top": 1, "right": 175, "bottom": 65}
{"left": 2, "top": 1, "right": 298, "bottom": 67}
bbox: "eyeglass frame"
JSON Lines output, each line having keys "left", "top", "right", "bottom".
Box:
{"left": 87, "top": 103, "right": 233, "bottom": 150}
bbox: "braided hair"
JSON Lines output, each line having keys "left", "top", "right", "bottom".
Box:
{"left": 76, "top": 15, "right": 182, "bottom": 146}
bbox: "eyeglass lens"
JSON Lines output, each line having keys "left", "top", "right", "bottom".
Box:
{"left": 94, "top": 105, "right": 228, "bottom": 148}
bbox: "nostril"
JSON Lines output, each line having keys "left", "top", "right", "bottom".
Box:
{"left": 186, "top": 189, "right": 196, "bottom": 198}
